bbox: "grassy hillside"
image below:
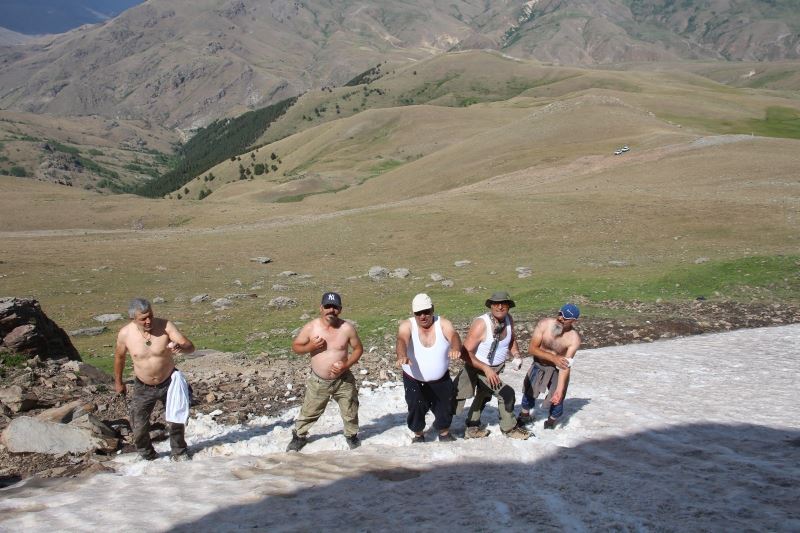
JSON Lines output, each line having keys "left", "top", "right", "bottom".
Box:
{"left": 0, "top": 111, "right": 176, "bottom": 191}
{"left": 1, "top": 52, "right": 798, "bottom": 372}
{"left": 167, "top": 51, "right": 800, "bottom": 204}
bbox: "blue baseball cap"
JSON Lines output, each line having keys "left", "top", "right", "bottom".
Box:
{"left": 321, "top": 292, "right": 342, "bottom": 308}
{"left": 559, "top": 303, "right": 580, "bottom": 319}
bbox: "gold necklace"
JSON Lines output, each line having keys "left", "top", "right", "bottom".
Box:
{"left": 139, "top": 327, "right": 152, "bottom": 346}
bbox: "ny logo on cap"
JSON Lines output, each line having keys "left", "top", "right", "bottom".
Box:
{"left": 327, "top": 294, "right": 336, "bottom": 301}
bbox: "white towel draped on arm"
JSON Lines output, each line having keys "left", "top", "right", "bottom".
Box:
{"left": 166, "top": 370, "right": 190, "bottom": 424}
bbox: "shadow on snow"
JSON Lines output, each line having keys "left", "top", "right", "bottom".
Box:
{"left": 170, "top": 422, "right": 800, "bottom": 532}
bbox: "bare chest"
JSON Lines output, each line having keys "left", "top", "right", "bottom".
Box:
{"left": 127, "top": 334, "right": 171, "bottom": 360}
{"left": 311, "top": 323, "right": 349, "bottom": 351}
{"left": 541, "top": 334, "right": 570, "bottom": 355}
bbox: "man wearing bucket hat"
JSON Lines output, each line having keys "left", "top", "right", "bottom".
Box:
{"left": 518, "top": 303, "right": 582, "bottom": 430}
{"left": 396, "top": 293, "right": 462, "bottom": 443}
{"left": 459, "top": 291, "right": 529, "bottom": 439}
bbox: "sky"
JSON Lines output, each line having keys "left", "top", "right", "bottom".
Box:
{"left": 1, "top": 324, "right": 798, "bottom": 532}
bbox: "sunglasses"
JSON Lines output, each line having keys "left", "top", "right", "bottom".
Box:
{"left": 558, "top": 312, "right": 577, "bottom": 321}
{"left": 323, "top": 304, "right": 341, "bottom": 310}
{"left": 414, "top": 309, "right": 433, "bottom": 316}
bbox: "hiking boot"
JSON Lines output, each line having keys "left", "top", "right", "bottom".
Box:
{"left": 345, "top": 435, "right": 361, "bottom": 450}
{"left": 502, "top": 425, "right": 531, "bottom": 440}
{"left": 411, "top": 434, "right": 425, "bottom": 444}
{"left": 517, "top": 411, "right": 534, "bottom": 426}
{"left": 464, "top": 426, "right": 491, "bottom": 439}
{"left": 543, "top": 417, "right": 558, "bottom": 430}
{"left": 170, "top": 451, "right": 192, "bottom": 462}
{"left": 438, "top": 432, "right": 456, "bottom": 442}
{"left": 139, "top": 448, "right": 158, "bottom": 461}
{"left": 286, "top": 431, "right": 308, "bottom": 452}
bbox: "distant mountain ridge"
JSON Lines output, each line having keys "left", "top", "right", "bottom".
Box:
{"left": 0, "top": 27, "right": 33, "bottom": 46}
{"left": 0, "top": 0, "right": 797, "bottom": 129}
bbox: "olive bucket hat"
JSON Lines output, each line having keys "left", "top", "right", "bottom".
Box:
{"left": 484, "top": 291, "right": 515, "bottom": 308}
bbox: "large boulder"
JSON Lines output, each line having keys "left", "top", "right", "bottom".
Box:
{"left": 1, "top": 416, "right": 109, "bottom": 454}
{"left": 0, "top": 297, "right": 80, "bottom": 361}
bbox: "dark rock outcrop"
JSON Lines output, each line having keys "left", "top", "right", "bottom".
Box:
{"left": 0, "top": 297, "right": 80, "bottom": 361}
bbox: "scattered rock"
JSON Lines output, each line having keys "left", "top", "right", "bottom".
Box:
{"left": 191, "top": 294, "right": 211, "bottom": 304}
{"left": 694, "top": 257, "right": 710, "bottom": 264}
{"left": 441, "top": 280, "right": 454, "bottom": 288}
{"left": 68, "top": 327, "right": 107, "bottom": 337}
{"left": 368, "top": 266, "right": 389, "bottom": 280}
{"left": 68, "top": 413, "right": 119, "bottom": 452}
{"left": 60, "top": 361, "right": 113, "bottom": 385}
{"left": 516, "top": 267, "right": 532, "bottom": 278}
{"left": 430, "top": 273, "right": 444, "bottom": 282}
{"left": 35, "top": 400, "right": 95, "bottom": 424}
{"left": 389, "top": 268, "right": 410, "bottom": 279}
{"left": 92, "top": 314, "right": 123, "bottom": 324}
{"left": 212, "top": 298, "right": 234, "bottom": 309}
{"left": 268, "top": 297, "right": 297, "bottom": 309}
{"left": 0, "top": 386, "right": 41, "bottom": 414}
{"left": 250, "top": 257, "right": 272, "bottom": 264}
{"left": 152, "top": 297, "right": 166, "bottom": 304}
{"left": 454, "top": 260, "right": 471, "bottom": 267}
{"left": 277, "top": 271, "right": 297, "bottom": 277}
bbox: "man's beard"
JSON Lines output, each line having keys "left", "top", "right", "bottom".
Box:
{"left": 552, "top": 322, "right": 564, "bottom": 337}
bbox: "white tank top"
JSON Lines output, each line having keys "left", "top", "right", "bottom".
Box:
{"left": 474, "top": 313, "right": 512, "bottom": 366}
{"left": 402, "top": 316, "right": 450, "bottom": 382}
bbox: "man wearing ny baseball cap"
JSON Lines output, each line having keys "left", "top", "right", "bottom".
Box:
{"left": 287, "top": 291, "right": 364, "bottom": 451}
{"left": 396, "top": 293, "right": 463, "bottom": 443}
{"left": 517, "top": 303, "right": 582, "bottom": 430}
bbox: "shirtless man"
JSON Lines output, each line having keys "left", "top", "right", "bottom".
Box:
{"left": 287, "top": 292, "right": 364, "bottom": 452}
{"left": 518, "top": 303, "right": 581, "bottom": 430}
{"left": 114, "top": 298, "right": 195, "bottom": 460}
{"left": 396, "top": 293, "right": 462, "bottom": 443}
{"left": 460, "top": 291, "right": 529, "bottom": 439}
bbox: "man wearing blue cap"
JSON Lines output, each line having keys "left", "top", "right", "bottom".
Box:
{"left": 518, "top": 304, "right": 582, "bottom": 430}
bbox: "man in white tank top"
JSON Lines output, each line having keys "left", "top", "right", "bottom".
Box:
{"left": 396, "top": 293, "right": 462, "bottom": 443}
{"left": 460, "top": 291, "right": 530, "bottom": 440}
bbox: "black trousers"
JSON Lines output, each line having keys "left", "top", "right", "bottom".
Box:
{"left": 403, "top": 372, "right": 454, "bottom": 433}
{"left": 129, "top": 373, "right": 190, "bottom": 456}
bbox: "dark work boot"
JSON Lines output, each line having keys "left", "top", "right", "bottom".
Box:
{"left": 286, "top": 431, "right": 308, "bottom": 452}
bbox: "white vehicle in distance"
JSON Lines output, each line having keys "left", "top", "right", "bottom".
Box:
{"left": 614, "top": 149, "right": 623, "bottom": 155}
{"left": 621, "top": 145, "right": 630, "bottom": 152}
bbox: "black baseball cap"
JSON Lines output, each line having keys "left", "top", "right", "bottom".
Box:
{"left": 321, "top": 292, "right": 342, "bottom": 308}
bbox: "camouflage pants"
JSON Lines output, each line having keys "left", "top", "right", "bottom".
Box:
{"left": 129, "top": 374, "right": 189, "bottom": 456}
{"left": 295, "top": 369, "right": 359, "bottom": 438}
